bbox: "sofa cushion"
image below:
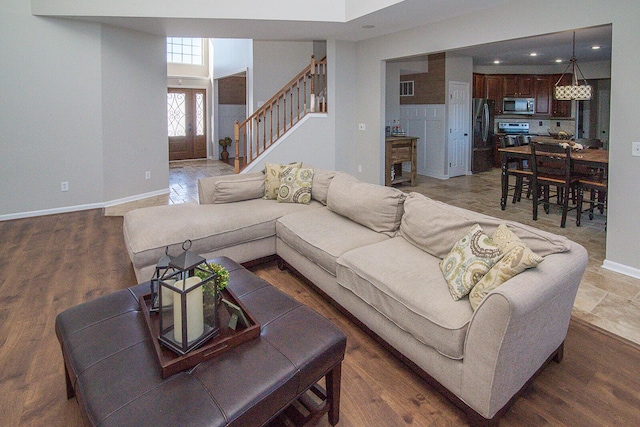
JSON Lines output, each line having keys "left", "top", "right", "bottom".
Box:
{"left": 123, "top": 199, "right": 322, "bottom": 272}
{"left": 310, "top": 168, "right": 337, "bottom": 205}
{"left": 327, "top": 172, "right": 406, "bottom": 236}
{"left": 336, "top": 237, "right": 473, "bottom": 359}
{"left": 264, "top": 162, "right": 302, "bottom": 200}
{"left": 400, "top": 192, "right": 570, "bottom": 259}
{"left": 277, "top": 167, "right": 313, "bottom": 204}
{"left": 199, "top": 172, "right": 264, "bottom": 205}
{"left": 212, "top": 174, "right": 265, "bottom": 204}
{"left": 276, "top": 207, "right": 389, "bottom": 276}
{"left": 440, "top": 224, "right": 502, "bottom": 301}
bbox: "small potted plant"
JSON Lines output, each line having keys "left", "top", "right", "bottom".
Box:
{"left": 219, "top": 137, "right": 232, "bottom": 161}
{"left": 196, "top": 262, "right": 229, "bottom": 299}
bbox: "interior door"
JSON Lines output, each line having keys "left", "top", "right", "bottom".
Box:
{"left": 448, "top": 82, "right": 470, "bottom": 177}
{"left": 167, "top": 88, "right": 207, "bottom": 161}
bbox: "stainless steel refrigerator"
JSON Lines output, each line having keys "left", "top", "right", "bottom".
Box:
{"left": 472, "top": 98, "right": 495, "bottom": 173}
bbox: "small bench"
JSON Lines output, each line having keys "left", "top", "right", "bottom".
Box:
{"left": 56, "top": 257, "right": 346, "bottom": 426}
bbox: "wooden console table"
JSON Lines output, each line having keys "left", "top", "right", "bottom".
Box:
{"left": 385, "top": 136, "right": 417, "bottom": 186}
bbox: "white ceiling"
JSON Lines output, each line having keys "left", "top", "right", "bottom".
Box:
{"left": 452, "top": 25, "right": 612, "bottom": 66}
{"left": 35, "top": 0, "right": 611, "bottom": 66}
{"left": 34, "top": 0, "right": 519, "bottom": 42}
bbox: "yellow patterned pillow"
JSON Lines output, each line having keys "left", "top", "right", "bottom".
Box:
{"left": 263, "top": 162, "right": 302, "bottom": 200}
{"left": 440, "top": 224, "right": 502, "bottom": 301}
{"left": 468, "top": 225, "right": 544, "bottom": 310}
{"left": 277, "top": 167, "right": 314, "bottom": 204}
{"left": 491, "top": 223, "right": 526, "bottom": 254}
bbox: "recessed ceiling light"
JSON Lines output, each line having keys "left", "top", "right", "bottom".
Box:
{"left": 555, "top": 59, "right": 563, "bottom": 63}
{"left": 493, "top": 60, "right": 501, "bottom": 64}
{"left": 591, "top": 45, "right": 601, "bottom": 50}
{"left": 529, "top": 52, "right": 538, "bottom": 57}
{"left": 362, "top": 25, "right": 375, "bottom": 29}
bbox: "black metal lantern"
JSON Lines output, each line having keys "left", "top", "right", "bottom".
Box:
{"left": 149, "top": 247, "right": 176, "bottom": 312}
{"left": 158, "top": 240, "right": 220, "bottom": 355}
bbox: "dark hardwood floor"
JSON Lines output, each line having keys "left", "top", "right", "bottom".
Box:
{"left": 1, "top": 210, "right": 639, "bottom": 426}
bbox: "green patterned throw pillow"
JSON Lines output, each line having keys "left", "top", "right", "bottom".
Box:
{"left": 440, "top": 224, "right": 502, "bottom": 301}
{"left": 263, "top": 162, "right": 302, "bottom": 200}
{"left": 468, "top": 224, "right": 543, "bottom": 310}
{"left": 277, "top": 167, "right": 314, "bottom": 204}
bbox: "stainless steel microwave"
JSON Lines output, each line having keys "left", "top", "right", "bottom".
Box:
{"left": 502, "top": 97, "right": 535, "bottom": 115}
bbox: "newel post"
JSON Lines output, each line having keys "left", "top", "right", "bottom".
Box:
{"left": 234, "top": 121, "right": 240, "bottom": 174}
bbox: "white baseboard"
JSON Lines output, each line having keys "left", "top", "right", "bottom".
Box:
{"left": 602, "top": 259, "right": 640, "bottom": 280}
{"left": 0, "top": 188, "right": 170, "bottom": 222}
{"left": 0, "top": 203, "right": 105, "bottom": 221}
{"left": 103, "top": 188, "right": 169, "bottom": 208}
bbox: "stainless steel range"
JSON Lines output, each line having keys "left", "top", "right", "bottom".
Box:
{"left": 498, "top": 122, "right": 529, "bottom": 134}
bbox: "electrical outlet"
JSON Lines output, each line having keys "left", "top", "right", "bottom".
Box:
{"left": 358, "top": 123, "right": 366, "bottom": 131}
{"left": 145, "top": 171, "right": 151, "bottom": 180}
{"left": 632, "top": 142, "right": 640, "bottom": 157}
{"left": 61, "top": 181, "right": 69, "bottom": 192}
{"left": 358, "top": 165, "right": 363, "bottom": 173}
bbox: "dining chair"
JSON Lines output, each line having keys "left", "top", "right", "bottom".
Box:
{"left": 530, "top": 142, "right": 579, "bottom": 228}
{"left": 501, "top": 135, "right": 532, "bottom": 206}
{"left": 576, "top": 163, "right": 608, "bottom": 227}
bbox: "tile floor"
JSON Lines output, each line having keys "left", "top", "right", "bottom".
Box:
{"left": 104, "top": 159, "right": 234, "bottom": 216}
{"left": 105, "top": 160, "right": 640, "bottom": 345}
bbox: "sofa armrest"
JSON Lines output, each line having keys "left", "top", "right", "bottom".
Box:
{"left": 461, "top": 242, "right": 587, "bottom": 419}
{"left": 198, "top": 172, "right": 264, "bottom": 204}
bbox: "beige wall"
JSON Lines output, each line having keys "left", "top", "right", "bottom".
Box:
{"left": 0, "top": 0, "right": 169, "bottom": 218}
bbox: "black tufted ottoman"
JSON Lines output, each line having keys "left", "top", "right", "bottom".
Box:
{"left": 56, "top": 257, "right": 346, "bottom": 426}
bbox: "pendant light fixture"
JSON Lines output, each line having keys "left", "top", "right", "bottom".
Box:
{"left": 554, "top": 31, "right": 592, "bottom": 100}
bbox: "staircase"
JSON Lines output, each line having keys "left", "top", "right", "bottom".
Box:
{"left": 233, "top": 55, "right": 327, "bottom": 173}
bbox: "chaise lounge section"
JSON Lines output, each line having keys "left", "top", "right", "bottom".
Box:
{"left": 123, "top": 166, "right": 587, "bottom": 424}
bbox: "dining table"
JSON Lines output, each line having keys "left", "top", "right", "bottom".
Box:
{"left": 498, "top": 137, "right": 609, "bottom": 210}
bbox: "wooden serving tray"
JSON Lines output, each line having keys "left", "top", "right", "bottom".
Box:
{"left": 139, "top": 288, "right": 260, "bottom": 378}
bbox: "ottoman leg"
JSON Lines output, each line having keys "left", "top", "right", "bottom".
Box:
{"left": 326, "top": 362, "right": 342, "bottom": 426}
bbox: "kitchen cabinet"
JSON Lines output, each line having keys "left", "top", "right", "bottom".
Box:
{"left": 484, "top": 75, "right": 503, "bottom": 113}
{"left": 477, "top": 72, "right": 574, "bottom": 117}
{"left": 503, "top": 75, "right": 534, "bottom": 97}
{"left": 385, "top": 136, "right": 417, "bottom": 187}
{"left": 473, "top": 73, "right": 485, "bottom": 99}
{"left": 551, "top": 73, "right": 573, "bottom": 117}
{"left": 534, "top": 75, "right": 551, "bottom": 115}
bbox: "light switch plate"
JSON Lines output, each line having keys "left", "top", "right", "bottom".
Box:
{"left": 633, "top": 142, "right": 640, "bottom": 157}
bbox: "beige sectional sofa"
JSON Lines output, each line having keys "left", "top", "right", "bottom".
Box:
{"left": 123, "top": 168, "right": 587, "bottom": 424}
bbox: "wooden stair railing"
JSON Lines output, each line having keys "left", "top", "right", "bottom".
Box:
{"left": 234, "top": 55, "right": 327, "bottom": 173}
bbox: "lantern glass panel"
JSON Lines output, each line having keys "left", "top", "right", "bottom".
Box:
{"left": 158, "top": 268, "right": 219, "bottom": 355}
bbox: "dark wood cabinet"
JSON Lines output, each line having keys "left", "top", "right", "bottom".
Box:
{"left": 473, "top": 73, "right": 485, "bottom": 99}
{"left": 503, "top": 75, "right": 534, "bottom": 97}
{"left": 551, "top": 74, "right": 573, "bottom": 117}
{"left": 476, "top": 72, "right": 573, "bottom": 118}
{"left": 484, "top": 75, "right": 504, "bottom": 113}
{"left": 534, "top": 76, "right": 551, "bottom": 115}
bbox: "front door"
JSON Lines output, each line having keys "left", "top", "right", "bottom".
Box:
{"left": 167, "top": 88, "right": 207, "bottom": 160}
{"left": 448, "top": 81, "right": 470, "bottom": 177}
